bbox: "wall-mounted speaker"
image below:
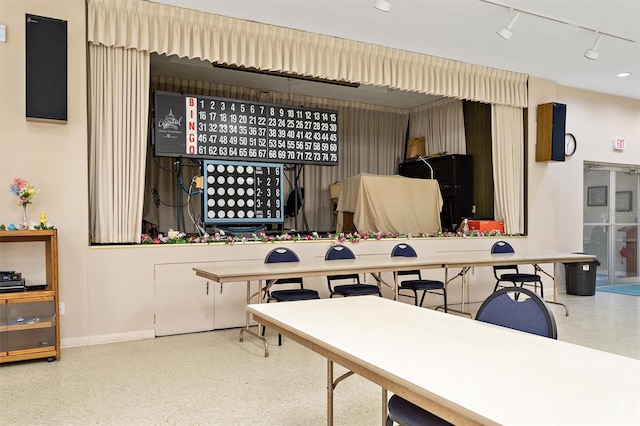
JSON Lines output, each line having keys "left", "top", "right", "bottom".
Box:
{"left": 25, "top": 14, "right": 67, "bottom": 124}
{"left": 536, "top": 102, "right": 566, "bottom": 162}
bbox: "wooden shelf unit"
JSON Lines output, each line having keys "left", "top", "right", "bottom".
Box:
{"left": 0, "top": 229, "right": 60, "bottom": 363}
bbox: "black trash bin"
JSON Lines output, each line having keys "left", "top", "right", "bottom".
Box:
{"left": 565, "top": 254, "right": 599, "bottom": 296}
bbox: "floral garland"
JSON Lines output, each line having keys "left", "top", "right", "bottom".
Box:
{"left": 140, "top": 229, "right": 504, "bottom": 245}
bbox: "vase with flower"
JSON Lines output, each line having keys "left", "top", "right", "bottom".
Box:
{"left": 9, "top": 178, "right": 37, "bottom": 229}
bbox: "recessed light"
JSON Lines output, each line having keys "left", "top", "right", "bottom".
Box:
{"left": 616, "top": 72, "right": 631, "bottom": 78}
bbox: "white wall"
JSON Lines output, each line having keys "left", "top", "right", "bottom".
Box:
{"left": 0, "top": 0, "right": 89, "bottom": 341}
{"left": 1, "top": 1, "right": 639, "bottom": 347}
{"left": 555, "top": 85, "right": 640, "bottom": 252}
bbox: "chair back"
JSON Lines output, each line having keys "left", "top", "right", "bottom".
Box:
{"left": 325, "top": 245, "right": 360, "bottom": 286}
{"left": 491, "top": 240, "right": 519, "bottom": 276}
{"left": 325, "top": 244, "right": 356, "bottom": 261}
{"left": 265, "top": 247, "right": 303, "bottom": 287}
{"left": 391, "top": 243, "right": 421, "bottom": 279}
{"left": 475, "top": 287, "right": 557, "bottom": 338}
{"left": 491, "top": 240, "right": 514, "bottom": 254}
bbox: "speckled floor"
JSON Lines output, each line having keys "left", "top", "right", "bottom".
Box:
{"left": 1, "top": 292, "right": 638, "bottom": 426}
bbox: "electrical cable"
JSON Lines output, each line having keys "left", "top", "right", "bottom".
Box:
{"left": 186, "top": 175, "right": 206, "bottom": 237}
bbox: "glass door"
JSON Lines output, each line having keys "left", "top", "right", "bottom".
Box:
{"left": 614, "top": 170, "right": 638, "bottom": 283}
{"left": 583, "top": 164, "right": 639, "bottom": 286}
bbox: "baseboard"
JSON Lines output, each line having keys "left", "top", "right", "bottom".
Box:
{"left": 61, "top": 330, "right": 155, "bottom": 348}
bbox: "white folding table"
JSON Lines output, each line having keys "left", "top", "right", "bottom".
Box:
{"left": 248, "top": 296, "right": 640, "bottom": 426}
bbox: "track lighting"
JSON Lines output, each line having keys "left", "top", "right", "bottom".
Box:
{"left": 584, "top": 31, "right": 603, "bottom": 60}
{"left": 374, "top": 0, "right": 392, "bottom": 12}
{"left": 481, "top": 0, "right": 634, "bottom": 58}
{"left": 496, "top": 9, "right": 520, "bottom": 41}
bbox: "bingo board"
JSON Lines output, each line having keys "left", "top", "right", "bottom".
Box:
{"left": 154, "top": 91, "right": 338, "bottom": 166}
{"left": 202, "top": 160, "right": 284, "bottom": 224}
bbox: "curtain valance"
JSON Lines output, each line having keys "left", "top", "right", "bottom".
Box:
{"left": 87, "top": 0, "right": 528, "bottom": 107}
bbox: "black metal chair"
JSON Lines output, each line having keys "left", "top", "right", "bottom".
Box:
{"left": 491, "top": 240, "right": 544, "bottom": 298}
{"left": 325, "top": 245, "right": 381, "bottom": 297}
{"left": 386, "top": 287, "right": 557, "bottom": 426}
{"left": 391, "top": 243, "right": 447, "bottom": 312}
{"left": 262, "top": 247, "right": 320, "bottom": 345}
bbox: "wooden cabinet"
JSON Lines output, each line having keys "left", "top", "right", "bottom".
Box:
{"left": 0, "top": 230, "right": 59, "bottom": 363}
{"left": 399, "top": 154, "right": 473, "bottom": 231}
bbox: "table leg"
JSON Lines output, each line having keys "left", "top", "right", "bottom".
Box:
{"left": 436, "top": 267, "right": 472, "bottom": 318}
{"left": 327, "top": 359, "right": 334, "bottom": 426}
{"left": 533, "top": 263, "right": 569, "bottom": 316}
{"left": 381, "top": 388, "right": 388, "bottom": 426}
{"left": 239, "top": 279, "right": 270, "bottom": 356}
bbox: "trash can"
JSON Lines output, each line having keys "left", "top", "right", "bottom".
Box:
{"left": 565, "top": 254, "right": 599, "bottom": 296}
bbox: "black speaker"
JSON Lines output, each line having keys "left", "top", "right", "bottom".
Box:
{"left": 536, "top": 102, "right": 566, "bottom": 162}
{"left": 26, "top": 14, "right": 67, "bottom": 123}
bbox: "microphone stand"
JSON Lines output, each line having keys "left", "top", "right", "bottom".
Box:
{"left": 417, "top": 156, "right": 434, "bottom": 179}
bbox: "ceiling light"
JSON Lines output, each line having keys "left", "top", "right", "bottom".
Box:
{"left": 496, "top": 10, "right": 520, "bottom": 41}
{"left": 616, "top": 72, "right": 631, "bottom": 78}
{"left": 374, "top": 0, "right": 391, "bottom": 12}
{"left": 584, "top": 31, "right": 603, "bottom": 60}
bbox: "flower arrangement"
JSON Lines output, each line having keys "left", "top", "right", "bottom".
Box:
{"left": 10, "top": 178, "right": 36, "bottom": 206}
{"left": 140, "top": 229, "right": 505, "bottom": 245}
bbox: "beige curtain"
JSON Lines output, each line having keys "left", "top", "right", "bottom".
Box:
{"left": 146, "top": 75, "right": 407, "bottom": 233}
{"left": 409, "top": 98, "right": 466, "bottom": 156}
{"left": 491, "top": 104, "right": 524, "bottom": 234}
{"left": 89, "top": 44, "right": 150, "bottom": 243}
{"left": 87, "top": 0, "right": 527, "bottom": 107}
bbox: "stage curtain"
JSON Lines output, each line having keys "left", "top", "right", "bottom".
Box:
{"left": 408, "top": 98, "right": 466, "bottom": 156}
{"left": 87, "top": 0, "right": 527, "bottom": 107}
{"left": 89, "top": 44, "right": 150, "bottom": 243}
{"left": 491, "top": 104, "right": 524, "bottom": 234}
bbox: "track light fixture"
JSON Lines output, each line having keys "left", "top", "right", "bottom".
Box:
{"left": 497, "top": 9, "right": 521, "bottom": 41}
{"left": 481, "top": 0, "right": 635, "bottom": 58}
{"left": 374, "top": 0, "right": 392, "bottom": 12}
{"left": 584, "top": 31, "right": 603, "bottom": 60}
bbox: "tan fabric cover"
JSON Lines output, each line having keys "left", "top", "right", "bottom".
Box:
{"left": 336, "top": 174, "right": 442, "bottom": 234}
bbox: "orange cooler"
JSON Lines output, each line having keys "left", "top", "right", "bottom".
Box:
{"left": 467, "top": 220, "right": 504, "bottom": 233}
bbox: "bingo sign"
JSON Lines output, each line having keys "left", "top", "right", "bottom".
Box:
{"left": 202, "top": 160, "right": 284, "bottom": 224}
{"left": 154, "top": 91, "right": 338, "bottom": 166}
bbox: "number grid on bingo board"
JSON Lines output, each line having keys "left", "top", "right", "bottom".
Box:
{"left": 154, "top": 91, "right": 338, "bottom": 166}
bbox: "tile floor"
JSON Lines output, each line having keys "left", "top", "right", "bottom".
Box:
{"left": 1, "top": 292, "right": 638, "bottom": 426}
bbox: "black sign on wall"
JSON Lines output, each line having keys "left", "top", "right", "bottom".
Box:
{"left": 154, "top": 91, "right": 338, "bottom": 166}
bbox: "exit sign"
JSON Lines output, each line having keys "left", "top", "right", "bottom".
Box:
{"left": 614, "top": 138, "right": 625, "bottom": 151}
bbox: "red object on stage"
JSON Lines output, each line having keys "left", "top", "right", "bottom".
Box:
{"left": 467, "top": 220, "right": 505, "bottom": 233}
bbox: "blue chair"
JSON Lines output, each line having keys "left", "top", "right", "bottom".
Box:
{"left": 386, "top": 287, "right": 556, "bottom": 425}
{"left": 263, "top": 247, "right": 320, "bottom": 345}
{"left": 325, "top": 245, "right": 381, "bottom": 297}
{"left": 391, "top": 243, "right": 447, "bottom": 312}
{"left": 475, "top": 286, "right": 557, "bottom": 338}
{"left": 491, "top": 241, "right": 544, "bottom": 298}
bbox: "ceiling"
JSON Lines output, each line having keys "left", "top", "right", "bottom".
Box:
{"left": 149, "top": 0, "right": 640, "bottom": 107}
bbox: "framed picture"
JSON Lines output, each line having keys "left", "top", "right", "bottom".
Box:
{"left": 616, "top": 191, "right": 632, "bottom": 212}
{"left": 587, "top": 186, "right": 608, "bottom": 206}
